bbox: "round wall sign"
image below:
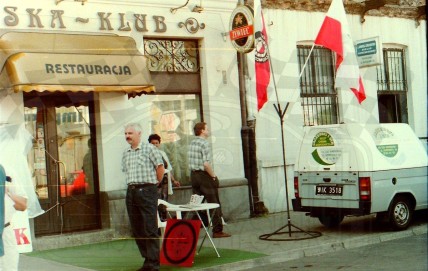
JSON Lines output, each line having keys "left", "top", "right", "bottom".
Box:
{"left": 229, "top": 5, "right": 254, "bottom": 54}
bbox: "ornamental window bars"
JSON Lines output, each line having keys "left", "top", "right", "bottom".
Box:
{"left": 143, "top": 39, "right": 199, "bottom": 73}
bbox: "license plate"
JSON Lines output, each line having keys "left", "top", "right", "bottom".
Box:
{"left": 316, "top": 185, "right": 343, "bottom": 195}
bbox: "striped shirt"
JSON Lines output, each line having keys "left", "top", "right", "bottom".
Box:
{"left": 188, "top": 137, "right": 211, "bottom": 171}
{"left": 122, "top": 142, "right": 163, "bottom": 185}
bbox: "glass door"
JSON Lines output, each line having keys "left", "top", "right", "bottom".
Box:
{"left": 24, "top": 92, "right": 100, "bottom": 236}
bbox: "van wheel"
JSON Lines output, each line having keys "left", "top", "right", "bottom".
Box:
{"left": 318, "top": 215, "right": 344, "bottom": 228}
{"left": 388, "top": 196, "right": 413, "bottom": 231}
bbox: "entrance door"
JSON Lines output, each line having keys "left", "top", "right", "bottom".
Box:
{"left": 24, "top": 92, "right": 100, "bottom": 236}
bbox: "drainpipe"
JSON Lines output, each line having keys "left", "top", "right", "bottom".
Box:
{"left": 237, "top": 0, "right": 268, "bottom": 217}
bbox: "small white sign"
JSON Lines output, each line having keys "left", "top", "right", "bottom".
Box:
{"left": 11, "top": 210, "right": 33, "bottom": 253}
{"left": 189, "top": 194, "right": 204, "bottom": 205}
{"left": 355, "top": 36, "right": 382, "bottom": 68}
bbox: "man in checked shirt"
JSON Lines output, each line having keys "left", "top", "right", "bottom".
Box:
{"left": 188, "top": 122, "right": 231, "bottom": 238}
{"left": 122, "top": 123, "right": 165, "bottom": 271}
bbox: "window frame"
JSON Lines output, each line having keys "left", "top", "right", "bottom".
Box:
{"left": 297, "top": 44, "right": 339, "bottom": 126}
{"left": 376, "top": 47, "right": 408, "bottom": 123}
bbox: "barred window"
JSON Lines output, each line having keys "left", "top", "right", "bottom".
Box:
{"left": 297, "top": 45, "right": 339, "bottom": 126}
{"left": 376, "top": 48, "right": 408, "bottom": 123}
{"left": 143, "top": 39, "right": 199, "bottom": 72}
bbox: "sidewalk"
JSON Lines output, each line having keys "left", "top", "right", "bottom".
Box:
{"left": 19, "top": 210, "right": 427, "bottom": 271}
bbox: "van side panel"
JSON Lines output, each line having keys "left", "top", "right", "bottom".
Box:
{"left": 369, "top": 167, "right": 428, "bottom": 212}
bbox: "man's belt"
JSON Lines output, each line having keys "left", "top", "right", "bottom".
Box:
{"left": 4, "top": 222, "right": 10, "bottom": 228}
{"left": 191, "top": 170, "right": 205, "bottom": 173}
{"left": 128, "top": 183, "right": 156, "bottom": 189}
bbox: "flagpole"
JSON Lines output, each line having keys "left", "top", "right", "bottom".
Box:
{"left": 298, "top": 43, "right": 316, "bottom": 79}
{"left": 258, "top": 10, "right": 321, "bottom": 242}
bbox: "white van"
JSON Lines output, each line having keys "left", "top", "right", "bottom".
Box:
{"left": 292, "top": 123, "right": 427, "bottom": 230}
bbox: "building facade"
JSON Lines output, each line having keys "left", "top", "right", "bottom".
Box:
{"left": 0, "top": 0, "right": 425, "bottom": 248}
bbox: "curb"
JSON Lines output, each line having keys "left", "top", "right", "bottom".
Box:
{"left": 197, "top": 224, "right": 427, "bottom": 271}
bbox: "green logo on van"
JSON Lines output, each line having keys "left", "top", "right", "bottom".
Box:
{"left": 376, "top": 144, "right": 398, "bottom": 157}
{"left": 312, "top": 132, "right": 334, "bottom": 147}
{"left": 311, "top": 132, "right": 341, "bottom": 165}
{"left": 312, "top": 149, "right": 334, "bottom": 165}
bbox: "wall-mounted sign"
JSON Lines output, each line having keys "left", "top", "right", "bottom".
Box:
{"left": 229, "top": 5, "right": 254, "bottom": 53}
{"left": 355, "top": 36, "right": 382, "bottom": 68}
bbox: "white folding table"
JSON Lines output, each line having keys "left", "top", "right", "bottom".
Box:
{"left": 166, "top": 203, "right": 221, "bottom": 257}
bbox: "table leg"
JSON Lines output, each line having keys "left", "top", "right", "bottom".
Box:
{"left": 196, "top": 210, "right": 220, "bottom": 257}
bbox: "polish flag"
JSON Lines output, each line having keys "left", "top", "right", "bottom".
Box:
{"left": 254, "top": 0, "right": 271, "bottom": 111}
{"left": 314, "top": 0, "right": 366, "bottom": 104}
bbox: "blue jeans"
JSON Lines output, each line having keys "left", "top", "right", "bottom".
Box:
{"left": 126, "top": 184, "right": 159, "bottom": 270}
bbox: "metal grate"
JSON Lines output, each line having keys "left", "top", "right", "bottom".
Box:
{"left": 376, "top": 48, "right": 408, "bottom": 123}
{"left": 297, "top": 45, "right": 339, "bottom": 126}
{"left": 377, "top": 48, "right": 407, "bottom": 93}
{"left": 143, "top": 39, "right": 199, "bottom": 72}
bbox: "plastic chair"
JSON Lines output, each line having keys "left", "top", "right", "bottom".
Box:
{"left": 157, "top": 199, "right": 183, "bottom": 239}
{"left": 157, "top": 199, "right": 168, "bottom": 238}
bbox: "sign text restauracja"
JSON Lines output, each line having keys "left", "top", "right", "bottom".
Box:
{"left": 45, "top": 63, "right": 132, "bottom": 75}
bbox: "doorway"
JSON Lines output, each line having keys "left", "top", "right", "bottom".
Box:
{"left": 24, "top": 91, "right": 101, "bottom": 236}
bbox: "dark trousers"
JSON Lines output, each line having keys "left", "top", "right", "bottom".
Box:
{"left": 190, "top": 171, "right": 223, "bottom": 233}
{"left": 126, "top": 184, "right": 160, "bottom": 270}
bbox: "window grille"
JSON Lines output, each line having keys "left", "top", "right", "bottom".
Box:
{"left": 376, "top": 48, "right": 408, "bottom": 123}
{"left": 143, "top": 39, "right": 199, "bottom": 73}
{"left": 297, "top": 45, "right": 339, "bottom": 126}
{"left": 377, "top": 49, "right": 407, "bottom": 93}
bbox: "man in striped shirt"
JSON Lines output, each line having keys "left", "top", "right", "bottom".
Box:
{"left": 122, "top": 123, "right": 164, "bottom": 271}
{"left": 188, "top": 122, "right": 231, "bottom": 238}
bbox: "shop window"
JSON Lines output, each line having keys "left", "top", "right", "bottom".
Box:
{"left": 145, "top": 94, "right": 201, "bottom": 186}
{"left": 297, "top": 45, "right": 339, "bottom": 126}
{"left": 143, "top": 38, "right": 202, "bottom": 185}
{"left": 144, "top": 39, "right": 199, "bottom": 72}
{"left": 376, "top": 48, "right": 408, "bottom": 123}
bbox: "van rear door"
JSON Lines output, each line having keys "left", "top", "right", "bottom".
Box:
{"left": 298, "top": 171, "right": 360, "bottom": 209}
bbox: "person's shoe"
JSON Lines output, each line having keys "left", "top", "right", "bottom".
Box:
{"left": 213, "top": 232, "right": 231, "bottom": 238}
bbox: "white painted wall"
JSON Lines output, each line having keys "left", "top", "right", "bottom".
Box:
{"left": 254, "top": 9, "right": 427, "bottom": 212}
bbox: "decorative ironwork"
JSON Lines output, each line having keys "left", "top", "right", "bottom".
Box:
{"left": 170, "top": 0, "right": 190, "bottom": 14}
{"left": 178, "top": 18, "right": 206, "bottom": 34}
{"left": 144, "top": 39, "right": 199, "bottom": 72}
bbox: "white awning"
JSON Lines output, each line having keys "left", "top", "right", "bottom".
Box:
{"left": 0, "top": 32, "right": 155, "bottom": 94}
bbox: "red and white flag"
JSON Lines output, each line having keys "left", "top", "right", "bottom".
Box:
{"left": 314, "top": 0, "right": 366, "bottom": 104}
{"left": 254, "top": 0, "right": 271, "bottom": 111}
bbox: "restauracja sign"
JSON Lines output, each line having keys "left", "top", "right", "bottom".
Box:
{"left": 45, "top": 63, "right": 132, "bottom": 75}
{"left": 2, "top": 6, "right": 168, "bottom": 33}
